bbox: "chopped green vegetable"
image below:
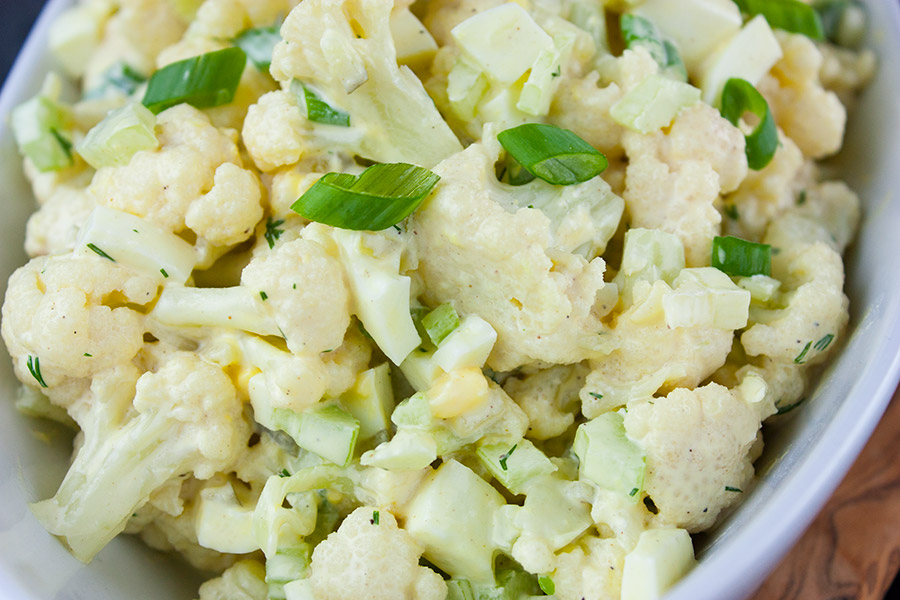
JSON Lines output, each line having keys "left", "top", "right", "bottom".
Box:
{"left": 814, "top": 333, "right": 834, "bottom": 352}
{"left": 794, "top": 341, "right": 812, "bottom": 364}
{"left": 86, "top": 243, "right": 116, "bottom": 262}
{"left": 279, "top": 469, "right": 290, "bottom": 477}
{"left": 776, "top": 398, "right": 805, "bottom": 414}
{"left": 724, "top": 204, "right": 740, "bottom": 220}
{"left": 76, "top": 102, "right": 159, "bottom": 169}
{"left": 233, "top": 24, "right": 281, "bottom": 72}
{"left": 497, "top": 123, "right": 608, "bottom": 186}
{"left": 498, "top": 153, "right": 536, "bottom": 186}
{"left": 630, "top": 487, "right": 639, "bottom": 497}
{"left": 421, "top": 303, "right": 460, "bottom": 346}
{"left": 259, "top": 291, "right": 268, "bottom": 301}
{"left": 11, "top": 95, "right": 74, "bottom": 172}
{"left": 538, "top": 575, "right": 555, "bottom": 595}
{"left": 719, "top": 78, "right": 778, "bottom": 170}
{"left": 27, "top": 355, "right": 48, "bottom": 388}
{"left": 724, "top": 486, "right": 743, "bottom": 493}
{"left": 732, "top": 0, "right": 824, "bottom": 40}
{"left": 290, "top": 163, "right": 440, "bottom": 231}
{"left": 142, "top": 47, "right": 247, "bottom": 114}
{"left": 620, "top": 14, "right": 687, "bottom": 81}
{"left": 589, "top": 392, "right": 604, "bottom": 400}
{"left": 84, "top": 62, "right": 146, "bottom": 99}
{"left": 498, "top": 444, "right": 517, "bottom": 471}
{"left": 264, "top": 218, "right": 285, "bottom": 249}
{"left": 814, "top": 0, "right": 867, "bottom": 47}
{"left": 291, "top": 80, "right": 350, "bottom": 127}
{"left": 83, "top": 353, "right": 92, "bottom": 357}
{"left": 711, "top": 235, "right": 771, "bottom": 277}
{"left": 372, "top": 510, "right": 380, "bottom": 525}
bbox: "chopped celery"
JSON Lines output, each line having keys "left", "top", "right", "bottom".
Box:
{"left": 404, "top": 460, "right": 504, "bottom": 583}
{"left": 279, "top": 404, "right": 360, "bottom": 467}
{"left": 609, "top": 74, "right": 700, "bottom": 134}
{"left": 613, "top": 228, "right": 685, "bottom": 307}
{"left": 621, "top": 529, "right": 696, "bottom": 600}
{"left": 573, "top": 412, "right": 646, "bottom": 500}
{"left": 340, "top": 363, "right": 394, "bottom": 441}
{"left": 11, "top": 95, "right": 74, "bottom": 172}
{"left": 422, "top": 303, "right": 460, "bottom": 346}
{"left": 517, "top": 32, "right": 573, "bottom": 116}
{"left": 266, "top": 544, "right": 311, "bottom": 600}
{"left": 282, "top": 579, "right": 316, "bottom": 600}
{"left": 432, "top": 315, "right": 497, "bottom": 372}
{"left": 698, "top": 15, "right": 783, "bottom": 105}
{"left": 662, "top": 267, "right": 751, "bottom": 330}
{"left": 233, "top": 24, "right": 281, "bottom": 73}
{"left": 451, "top": 3, "right": 554, "bottom": 84}
{"left": 77, "top": 102, "right": 158, "bottom": 169}
{"left": 476, "top": 438, "right": 557, "bottom": 495}
{"left": 447, "top": 57, "right": 489, "bottom": 122}
{"left": 76, "top": 206, "right": 195, "bottom": 283}
{"left": 737, "top": 274, "right": 781, "bottom": 303}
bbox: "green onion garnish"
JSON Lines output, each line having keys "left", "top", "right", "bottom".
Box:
{"left": 86, "top": 243, "right": 116, "bottom": 262}
{"left": 620, "top": 14, "right": 687, "bottom": 81}
{"left": 84, "top": 62, "right": 147, "bottom": 99}
{"left": 732, "top": 0, "right": 824, "bottom": 40}
{"left": 233, "top": 24, "right": 281, "bottom": 73}
{"left": 372, "top": 510, "right": 380, "bottom": 525}
{"left": 264, "top": 217, "right": 285, "bottom": 249}
{"left": 724, "top": 204, "right": 740, "bottom": 220}
{"left": 538, "top": 575, "right": 555, "bottom": 595}
{"left": 27, "top": 355, "right": 48, "bottom": 388}
{"left": 83, "top": 353, "right": 92, "bottom": 357}
{"left": 160, "top": 268, "right": 169, "bottom": 278}
{"left": 498, "top": 153, "right": 536, "bottom": 186}
{"left": 290, "top": 163, "right": 440, "bottom": 231}
{"left": 259, "top": 291, "right": 268, "bottom": 301}
{"left": 794, "top": 341, "right": 812, "bottom": 364}
{"left": 279, "top": 468, "right": 290, "bottom": 477}
{"left": 720, "top": 78, "right": 778, "bottom": 170}
{"left": 712, "top": 236, "right": 771, "bottom": 277}
{"left": 422, "top": 303, "right": 460, "bottom": 346}
{"left": 724, "top": 486, "right": 743, "bottom": 493}
{"left": 629, "top": 487, "right": 639, "bottom": 497}
{"left": 498, "top": 444, "right": 517, "bottom": 471}
{"left": 291, "top": 80, "right": 350, "bottom": 127}
{"left": 814, "top": 0, "right": 867, "bottom": 47}
{"left": 497, "top": 123, "right": 608, "bottom": 186}
{"left": 142, "top": 47, "right": 247, "bottom": 114}
{"left": 814, "top": 333, "right": 834, "bottom": 352}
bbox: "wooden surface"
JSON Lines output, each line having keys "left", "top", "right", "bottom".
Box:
{"left": 750, "top": 388, "right": 900, "bottom": 600}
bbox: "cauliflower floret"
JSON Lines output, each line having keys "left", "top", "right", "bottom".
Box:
{"left": 30, "top": 350, "right": 251, "bottom": 562}
{"left": 580, "top": 281, "right": 734, "bottom": 418}
{"left": 502, "top": 364, "right": 586, "bottom": 440}
{"left": 552, "top": 535, "right": 626, "bottom": 600}
{"left": 89, "top": 104, "right": 260, "bottom": 246}
{"left": 411, "top": 137, "right": 619, "bottom": 371}
{"left": 1, "top": 253, "right": 156, "bottom": 391}
{"left": 243, "top": 91, "right": 310, "bottom": 172}
{"left": 199, "top": 560, "right": 268, "bottom": 600}
{"left": 548, "top": 71, "right": 626, "bottom": 161}
{"left": 241, "top": 236, "right": 350, "bottom": 354}
{"left": 185, "top": 163, "right": 264, "bottom": 246}
{"left": 723, "top": 130, "right": 804, "bottom": 241}
{"left": 624, "top": 382, "right": 761, "bottom": 532}
{"left": 818, "top": 42, "right": 877, "bottom": 106}
{"left": 741, "top": 216, "right": 849, "bottom": 366}
{"left": 309, "top": 506, "right": 447, "bottom": 600}
{"left": 320, "top": 323, "right": 372, "bottom": 397}
{"left": 793, "top": 180, "right": 860, "bottom": 253}
{"left": 24, "top": 185, "right": 95, "bottom": 257}
{"left": 758, "top": 33, "right": 847, "bottom": 159}
{"left": 270, "top": 0, "right": 462, "bottom": 168}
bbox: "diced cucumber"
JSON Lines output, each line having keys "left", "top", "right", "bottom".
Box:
{"left": 476, "top": 439, "right": 557, "bottom": 495}
{"left": 620, "top": 529, "right": 696, "bottom": 600}
{"left": 662, "top": 267, "right": 751, "bottom": 330}
{"left": 610, "top": 75, "right": 701, "bottom": 134}
{"left": 76, "top": 102, "right": 158, "bottom": 169}
{"left": 404, "top": 460, "right": 504, "bottom": 583}
{"left": 340, "top": 363, "right": 394, "bottom": 441}
{"left": 451, "top": 3, "right": 554, "bottom": 84}
{"left": 573, "top": 411, "right": 646, "bottom": 500}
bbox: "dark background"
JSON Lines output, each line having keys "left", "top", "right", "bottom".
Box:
{"left": 1, "top": 0, "right": 899, "bottom": 599}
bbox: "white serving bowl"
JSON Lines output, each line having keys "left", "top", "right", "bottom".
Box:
{"left": 1, "top": 1, "right": 899, "bottom": 599}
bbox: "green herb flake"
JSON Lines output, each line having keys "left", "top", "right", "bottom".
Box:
{"left": 589, "top": 392, "right": 604, "bottom": 400}
{"left": 498, "top": 444, "right": 517, "bottom": 471}
{"left": 794, "top": 341, "right": 812, "bottom": 364}
{"left": 724, "top": 204, "right": 740, "bottom": 220}
{"left": 551, "top": 66, "right": 561, "bottom": 78}
{"left": 26, "top": 355, "right": 48, "bottom": 388}
{"left": 725, "top": 486, "right": 743, "bottom": 493}
{"left": 160, "top": 268, "right": 169, "bottom": 278}
{"left": 279, "top": 468, "right": 290, "bottom": 477}
{"left": 371, "top": 510, "right": 380, "bottom": 525}
{"left": 86, "top": 243, "right": 115, "bottom": 262}
{"left": 629, "top": 487, "right": 639, "bottom": 497}
{"left": 83, "top": 353, "right": 92, "bottom": 357}
{"left": 264, "top": 217, "right": 285, "bottom": 249}
{"left": 797, "top": 189, "right": 807, "bottom": 205}
{"left": 776, "top": 398, "right": 805, "bottom": 415}
{"left": 538, "top": 575, "right": 555, "bottom": 595}
{"left": 814, "top": 333, "right": 834, "bottom": 352}
{"left": 259, "top": 291, "right": 268, "bottom": 301}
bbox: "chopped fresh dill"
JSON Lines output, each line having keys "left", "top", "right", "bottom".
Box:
{"left": 814, "top": 333, "right": 834, "bottom": 352}
{"left": 589, "top": 392, "right": 603, "bottom": 400}
{"left": 160, "top": 268, "right": 169, "bottom": 278}
{"left": 629, "top": 488, "right": 639, "bottom": 497}
{"left": 794, "top": 341, "right": 812, "bottom": 364}
{"left": 87, "top": 243, "right": 115, "bottom": 261}
{"left": 498, "top": 444, "right": 517, "bottom": 471}
{"left": 264, "top": 217, "right": 285, "bottom": 249}
{"left": 724, "top": 486, "right": 743, "bottom": 493}
{"left": 27, "top": 355, "right": 48, "bottom": 388}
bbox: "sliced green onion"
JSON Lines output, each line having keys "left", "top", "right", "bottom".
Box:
{"left": 84, "top": 62, "right": 146, "bottom": 99}
{"left": 27, "top": 355, "right": 48, "bottom": 388}
{"left": 422, "top": 303, "right": 460, "bottom": 346}
{"left": 732, "top": 0, "right": 824, "bottom": 40}
{"left": 372, "top": 510, "right": 380, "bottom": 525}
{"left": 719, "top": 78, "right": 778, "bottom": 170}
{"left": 538, "top": 575, "right": 555, "bottom": 595}
{"left": 620, "top": 14, "right": 687, "bottom": 81}
{"left": 264, "top": 217, "right": 285, "bottom": 249}
{"left": 76, "top": 102, "right": 159, "bottom": 169}
{"left": 814, "top": 0, "right": 867, "bottom": 47}
{"left": 11, "top": 96, "right": 74, "bottom": 172}
{"left": 86, "top": 243, "right": 116, "bottom": 261}
{"left": 290, "top": 80, "right": 350, "bottom": 127}
{"left": 290, "top": 163, "right": 440, "bottom": 231}
{"left": 711, "top": 235, "right": 771, "bottom": 277}
{"left": 497, "top": 123, "right": 607, "bottom": 186}
{"left": 233, "top": 24, "right": 281, "bottom": 73}
{"left": 498, "top": 153, "right": 536, "bottom": 186}
{"left": 142, "top": 47, "right": 246, "bottom": 114}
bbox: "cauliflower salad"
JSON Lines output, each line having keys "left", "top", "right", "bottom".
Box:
{"left": 1, "top": 0, "right": 875, "bottom": 598}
